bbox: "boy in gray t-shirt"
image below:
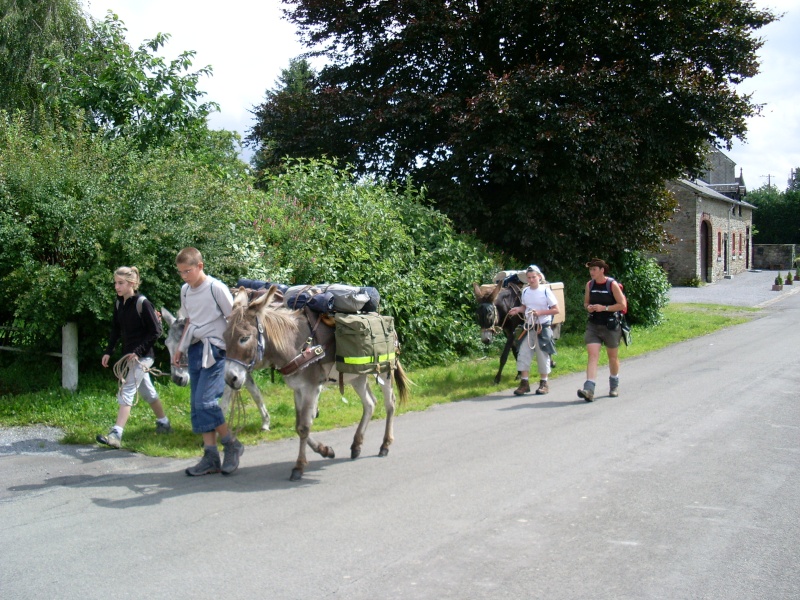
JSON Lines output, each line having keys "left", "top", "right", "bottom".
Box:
{"left": 173, "top": 247, "right": 243, "bottom": 476}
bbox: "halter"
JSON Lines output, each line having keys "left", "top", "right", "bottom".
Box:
{"left": 225, "top": 315, "right": 265, "bottom": 371}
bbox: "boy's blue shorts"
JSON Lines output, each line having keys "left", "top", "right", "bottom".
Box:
{"left": 188, "top": 343, "right": 227, "bottom": 433}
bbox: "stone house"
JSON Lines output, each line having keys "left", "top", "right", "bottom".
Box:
{"left": 651, "top": 151, "right": 754, "bottom": 285}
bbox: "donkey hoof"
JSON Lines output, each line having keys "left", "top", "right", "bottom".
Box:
{"left": 290, "top": 468, "right": 303, "bottom": 481}
{"left": 351, "top": 447, "right": 361, "bottom": 460}
{"left": 326, "top": 448, "right": 336, "bottom": 460}
{"left": 378, "top": 447, "right": 389, "bottom": 458}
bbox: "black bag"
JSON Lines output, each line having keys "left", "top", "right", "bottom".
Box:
{"left": 606, "top": 314, "right": 621, "bottom": 331}
{"left": 620, "top": 315, "right": 632, "bottom": 346}
{"left": 306, "top": 291, "right": 335, "bottom": 313}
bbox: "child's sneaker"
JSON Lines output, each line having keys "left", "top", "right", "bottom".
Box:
{"left": 96, "top": 430, "right": 121, "bottom": 448}
{"left": 155, "top": 421, "right": 172, "bottom": 434}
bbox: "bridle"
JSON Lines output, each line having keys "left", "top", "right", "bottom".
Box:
{"left": 224, "top": 315, "right": 265, "bottom": 371}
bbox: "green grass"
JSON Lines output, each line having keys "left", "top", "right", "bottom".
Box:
{"left": 0, "top": 303, "right": 759, "bottom": 457}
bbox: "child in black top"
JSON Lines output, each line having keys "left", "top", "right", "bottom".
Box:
{"left": 97, "top": 266, "right": 171, "bottom": 448}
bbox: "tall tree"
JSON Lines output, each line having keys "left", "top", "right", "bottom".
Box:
{"left": 0, "top": 0, "right": 87, "bottom": 114}
{"left": 247, "top": 58, "right": 356, "bottom": 178}
{"left": 747, "top": 185, "right": 800, "bottom": 244}
{"left": 263, "top": 0, "right": 777, "bottom": 264}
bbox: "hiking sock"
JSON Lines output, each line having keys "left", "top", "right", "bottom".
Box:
{"left": 156, "top": 417, "right": 170, "bottom": 426}
{"left": 609, "top": 376, "right": 619, "bottom": 388}
{"left": 220, "top": 433, "right": 232, "bottom": 445}
{"left": 111, "top": 425, "right": 123, "bottom": 436}
{"left": 583, "top": 380, "right": 596, "bottom": 392}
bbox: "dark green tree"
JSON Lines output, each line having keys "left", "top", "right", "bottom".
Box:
{"left": 0, "top": 0, "right": 88, "bottom": 114}
{"left": 260, "top": 0, "right": 776, "bottom": 265}
{"left": 748, "top": 185, "right": 800, "bottom": 244}
{"left": 247, "top": 58, "right": 358, "bottom": 179}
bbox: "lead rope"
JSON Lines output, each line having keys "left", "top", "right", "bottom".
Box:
{"left": 112, "top": 355, "right": 167, "bottom": 406}
{"left": 226, "top": 388, "right": 248, "bottom": 435}
{"left": 518, "top": 311, "right": 542, "bottom": 351}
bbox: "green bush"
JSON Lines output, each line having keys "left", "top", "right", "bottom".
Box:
{"left": 0, "top": 113, "right": 261, "bottom": 364}
{"left": 616, "top": 251, "right": 670, "bottom": 326}
{"left": 251, "top": 159, "right": 502, "bottom": 366}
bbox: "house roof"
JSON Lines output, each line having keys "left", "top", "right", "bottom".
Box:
{"left": 673, "top": 178, "right": 756, "bottom": 209}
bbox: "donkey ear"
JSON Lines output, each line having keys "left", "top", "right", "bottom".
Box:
{"left": 489, "top": 282, "right": 502, "bottom": 302}
{"left": 233, "top": 286, "right": 249, "bottom": 308}
{"left": 161, "top": 307, "right": 176, "bottom": 326}
{"left": 472, "top": 282, "right": 483, "bottom": 299}
{"left": 249, "top": 290, "right": 271, "bottom": 311}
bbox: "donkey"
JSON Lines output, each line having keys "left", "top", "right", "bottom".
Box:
{"left": 473, "top": 281, "right": 524, "bottom": 384}
{"left": 223, "top": 286, "right": 410, "bottom": 481}
{"left": 161, "top": 307, "right": 271, "bottom": 431}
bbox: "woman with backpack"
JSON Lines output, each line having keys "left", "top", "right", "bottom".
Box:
{"left": 578, "top": 258, "right": 627, "bottom": 402}
{"left": 97, "top": 266, "right": 172, "bottom": 448}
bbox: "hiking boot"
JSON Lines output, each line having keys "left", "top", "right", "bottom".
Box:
{"left": 609, "top": 376, "right": 619, "bottom": 398}
{"left": 96, "top": 430, "right": 121, "bottom": 449}
{"left": 577, "top": 388, "right": 595, "bottom": 402}
{"left": 609, "top": 386, "right": 619, "bottom": 398}
{"left": 221, "top": 438, "right": 244, "bottom": 475}
{"left": 185, "top": 448, "right": 221, "bottom": 476}
{"left": 535, "top": 380, "right": 549, "bottom": 395}
{"left": 513, "top": 380, "right": 531, "bottom": 396}
{"left": 155, "top": 420, "right": 172, "bottom": 434}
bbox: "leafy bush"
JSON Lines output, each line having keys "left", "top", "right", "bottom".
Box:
{"left": 0, "top": 113, "right": 260, "bottom": 364}
{"left": 251, "top": 159, "right": 502, "bottom": 366}
{"left": 615, "top": 251, "right": 671, "bottom": 326}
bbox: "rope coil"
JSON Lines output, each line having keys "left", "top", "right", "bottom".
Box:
{"left": 112, "top": 355, "right": 167, "bottom": 406}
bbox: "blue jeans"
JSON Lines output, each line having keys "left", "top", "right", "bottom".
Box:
{"left": 188, "top": 343, "right": 226, "bottom": 433}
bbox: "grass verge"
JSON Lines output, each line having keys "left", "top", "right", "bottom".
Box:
{"left": 0, "top": 303, "right": 758, "bottom": 458}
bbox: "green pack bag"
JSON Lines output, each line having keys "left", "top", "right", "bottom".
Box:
{"left": 334, "top": 313, "right": 397, "bottom": 374}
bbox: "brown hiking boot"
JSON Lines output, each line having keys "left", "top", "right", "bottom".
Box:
{"left": 577, "top": 388, "right": 595, "bottom": 402}
{"left": 513, "top": 380, "right": 531, "bottom": 396}
{"left": 535, "top": 380, "right": 549, "bottom": 395}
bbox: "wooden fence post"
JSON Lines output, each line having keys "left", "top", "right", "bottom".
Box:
{"left": 62, "top": 322, "right": 78, "bottom": 391}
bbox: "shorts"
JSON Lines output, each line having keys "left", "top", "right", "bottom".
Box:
{"left": 188, "top": 343, "right": 227, "bottom": 433}
{"left": 584, "top": 321, "right": 622, "bottom": 349}
{"left": 117, "top": 357, "right": 159, "bottom": 406}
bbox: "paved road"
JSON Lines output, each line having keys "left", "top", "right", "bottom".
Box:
{"left": 2, "top": 276, "right": 799, "bottom": 599}
{"left": 669, "top": 268, "right": 800, "bottom": 307}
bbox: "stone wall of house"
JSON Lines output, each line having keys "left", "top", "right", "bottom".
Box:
{"left": 753, "top": 244, "right": 796, "bottom": 270}
{"left": 653, "top": 182, "right": 752, "bottom": 285}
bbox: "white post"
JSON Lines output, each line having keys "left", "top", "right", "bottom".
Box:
{"left": 62, "top": 322, "right": 78, "bottom": 391}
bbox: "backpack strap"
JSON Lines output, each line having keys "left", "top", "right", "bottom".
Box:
{"left": 115, "top": 295, "right": 147, "bottom": 319}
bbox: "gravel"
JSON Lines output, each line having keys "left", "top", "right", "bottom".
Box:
{"left": 0, "top": 425, "right": 70, "bottom": 456}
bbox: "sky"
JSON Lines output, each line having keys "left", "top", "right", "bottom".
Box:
{"left": 83, "top": 0, "right": 798, "bottom": 190}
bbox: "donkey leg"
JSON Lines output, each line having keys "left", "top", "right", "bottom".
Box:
{"left": 495, "top": 336, "right": 515, "bottom": 384}
{"left": 291, "top": 388, "right": 333, "bottom": 481}
{"left": 291, "top": 390, "right": 311, "bottom": 481}
{"left": 348, "top": 375, "right": 375, "bottom": 460}
{"left": 377, "top": 373, "right": 396, "bottom": 457}
{"left": 244, "top": 373, "right": 270, "bottom": 431}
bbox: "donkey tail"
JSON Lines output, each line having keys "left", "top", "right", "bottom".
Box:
{"left": 393, "top": 360, "right": 412, "bottom": 406}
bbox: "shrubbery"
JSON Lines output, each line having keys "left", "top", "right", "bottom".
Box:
{"left": 0, "top": 113, "right": 260, "bottom": 362}
{"left": 251, "top": 159, "right": 501, "bottom": 365}
{"left": 1, "top": 116, "right": 669, "bottom": 374}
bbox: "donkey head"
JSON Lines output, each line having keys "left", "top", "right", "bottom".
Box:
{"left": 473, "top": 282, "right": 502, "bottom": 344}
{"left": 161, "top": 307, "right": 189, "bottom": 387}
